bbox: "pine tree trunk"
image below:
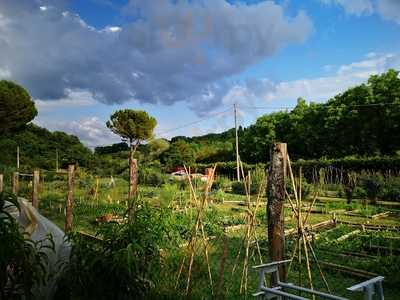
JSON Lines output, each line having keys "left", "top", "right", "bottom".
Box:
{"left": 128, "top": 145, "right": 138, "bottom": 198}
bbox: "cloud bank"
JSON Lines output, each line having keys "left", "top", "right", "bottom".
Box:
{"left": 321, "top": 0, "right": 400, "bottom": 23}
{"left": 0, "top": 0, "right": 312, "bottom": 111}
{"left": 220, "top": 53, "right": 400, "bottom": 108}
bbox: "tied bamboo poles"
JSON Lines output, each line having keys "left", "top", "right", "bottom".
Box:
{"left": 176, "top": 165, "right": 217, "bottom": 296}
{"left": 238, "top": 161, "right": 266, "bottom": 294}
{"left": 285, "top": 155, "right": 331, "bottom": 296}
{"left": 227, "top": 160, "right": 267, "bottom": 296}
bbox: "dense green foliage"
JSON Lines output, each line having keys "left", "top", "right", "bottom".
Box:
{"left": 106, "top": 109, "right": 157, "bottom": 149}
{"left": 2, "top": 71, "right": 400, "bottom": 179}
{"left": 169, "top": 130, "right": 236, "bottom": 164}
{"left": 240, "top": 70, "right": 400, "bottom": 162}
{"left": 94, "top": 142, "right": 129, "bottom": 155}
{"left": 161, "top": 139, "right": 196, "bottom": 170}
{"left": 0, "top": 124, "right": 94, "bottom": 172}
{"left": 357, "top": 173, "right": 400, "bottom": 202}
{"left": 0, "top": 192, "right": 52, "bottom": 299}
{"left": 0, "top": 80, "right": 37, "bottom": 134}
{"left": 163, "top": 70, "right": 400, "bottom": 165}
{"left": 57, "top": 197, "right": 169, "bottom": 300}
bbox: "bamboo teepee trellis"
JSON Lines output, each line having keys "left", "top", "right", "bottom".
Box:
{"left": 285, "top": 154, "right": 331, "bottom": 294}
{"left": 175, "top": 165, "right": 216, "bottom": 296}
{"left": 227, "top": 160, "right": 267, "bottom": 296}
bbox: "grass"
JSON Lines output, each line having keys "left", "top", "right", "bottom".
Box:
{"left": 23, "top": 177, "right": 400, "bottom": 299}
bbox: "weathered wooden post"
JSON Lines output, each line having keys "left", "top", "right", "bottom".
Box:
{"left": 0, "top": 174, "right": 3, "bottom": 193}
{"left": 32, "top": 170, "right": 40, "bottom": 209}
{"left": 65, "top": 165, "right": 75, "bottom": 233}
{"left": 129, "top": 158, "right": 138, "bottom": 197}
{"left": 267, "top": 143, "right": 287, "bottom": 285}
{"left": 12, "top": 172, "right": 19, "bottom": 196}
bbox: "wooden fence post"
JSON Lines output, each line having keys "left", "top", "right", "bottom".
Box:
{"left": 32, "top": 170, "right": 40, "bottom": 209}
{"left": 0, "top": 174, "right": 3, "bottom": 193}
{"left": 267, "top": 142, "right": 287, "bottom": 285}
{"left": 65, "top": 165, "right": 75, "bottom": 233}
{"left": 12, "top": 172, "right": 19, "bottom": 196}
{"left": 129, "top": 158, "right": 138, "bottom": 198}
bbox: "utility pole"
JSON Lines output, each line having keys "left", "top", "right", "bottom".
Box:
{"left": 234, "top": 103, "right": 240, "bottom": 182}
{"left": 17, "top": 146, "right": 20, "bottom": 170}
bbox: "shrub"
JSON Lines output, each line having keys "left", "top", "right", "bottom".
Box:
{"left": 212, "top": 189, "right": 226, "bottom": 203}
{"left": 231, "top": 181, "right": 254, "bottom": 195}
{"left": 139, "top": 167, "right": 167, "bottom": 186}
{"left": 353, "top": 186, "right": 367, "bottom": 199}
{"left": 285, "top": 176, "right": 311, "bottom": 200}
{"left": 360, "top": 173, "right": 385, "bottom": 204}
{"left": 212, "top": 176, "right": 231, "bottom": 191}
{"left": 382, "top": 177, "right": 400, "bottom": 202}
{"left": 159, "top": 183, "right": 180, "bottom": 207}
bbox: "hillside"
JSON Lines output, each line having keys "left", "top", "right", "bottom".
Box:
{"left": 0, "top": 124, "right": 94, "bottom": 172}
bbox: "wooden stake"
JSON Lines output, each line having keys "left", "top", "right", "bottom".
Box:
{"left": 0, "top": 174, "right": 3, "bottom": 193}
{"left": 12, "top": 172, "right": 19, "bottom": 196}
{"left": 234, "top": 103, "right": 240, "bottom": 182}
{"left": 56, "top": 149, "right": 59, "bottom": 172}
{"left": 17, "top": 146, "right": 20, "bottom": 170}
{"left": 267, "top": 142, "right": 287, "bottom": 285}
{"left": 32, "top": 170, "right": 40, "bottom": 209}
{"left": 65, "top": 165, "right": 75, "bottom": 233}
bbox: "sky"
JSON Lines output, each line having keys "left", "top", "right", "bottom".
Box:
{"left": 0, "top": 0, "right": 399, "bottom": 147}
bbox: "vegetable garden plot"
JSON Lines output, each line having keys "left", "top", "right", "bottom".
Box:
{"left": 308, "top": 225, "right": 400, "bottom": 285}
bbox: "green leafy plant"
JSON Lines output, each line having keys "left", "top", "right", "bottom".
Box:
{"left": 0, "top": 191, "right": 53, "bottom": 300}
{"left": 57, "top": 196, "right": 169, "bottom": 300}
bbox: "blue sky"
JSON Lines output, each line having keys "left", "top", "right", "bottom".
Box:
{"left": 0, "top": 0, "right": 399, "bottom": 146}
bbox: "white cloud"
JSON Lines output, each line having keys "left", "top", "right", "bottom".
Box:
{"left": 39, "top": 117, "right": 120, "bottom": 147}
{"left": 321, "top": 0, "right": 400, "bottom": 23}
{"left": 102, "top": 26, "right": 121, "bottom": 33}
{"left": 218, "top": 53, "right": 400, "bottom": 107}
{"left": 321, "top": 0, "right": 374, "bottom": 16}
{"left": 377, "top": 0, "right": 400, "bottom": 24}
{"left": 0, "top": 67, "right": 10, "bottom": 78}
{"left": 0, "top": 0, "right": 313, "bottom": 112}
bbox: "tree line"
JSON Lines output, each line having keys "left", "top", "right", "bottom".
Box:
{"left": 1, "top": 69, "right": 399, "bottom": 174}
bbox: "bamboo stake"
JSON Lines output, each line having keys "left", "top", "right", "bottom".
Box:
{"left": 200, "top": 223, "right": 214, "bottom": 296}
{"left": 285, "top": 190, "right": 299, "bottom": 218}
{"left": 217, "top": 235, "right": 229, "bottom": 299}
{"left": 302, "top": 190, "right": 319, "bottom": 227}
{"left": 287, "top": 155, "right": 299, "bottom": 205}
{"left": 287, "top": 237, "right": 299, "bottom": 275}
{"left": 176, "top": 165, "right": 216, "bottom": 295}
{"left": 228, "top": 162, "right": 266, "bottom": 296}
{"left": 302, "top": 234, "right": 314, "bottom": 292}
{"left": 306, "top": 238, "right": 331, "bottom": 293}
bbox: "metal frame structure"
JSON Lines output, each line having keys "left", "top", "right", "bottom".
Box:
{"left": 253, "top": 260, "right": 385, "bottom": 300}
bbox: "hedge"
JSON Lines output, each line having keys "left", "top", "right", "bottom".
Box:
{"left": 190, "top": 156, "right": 400, "bottom": 177}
